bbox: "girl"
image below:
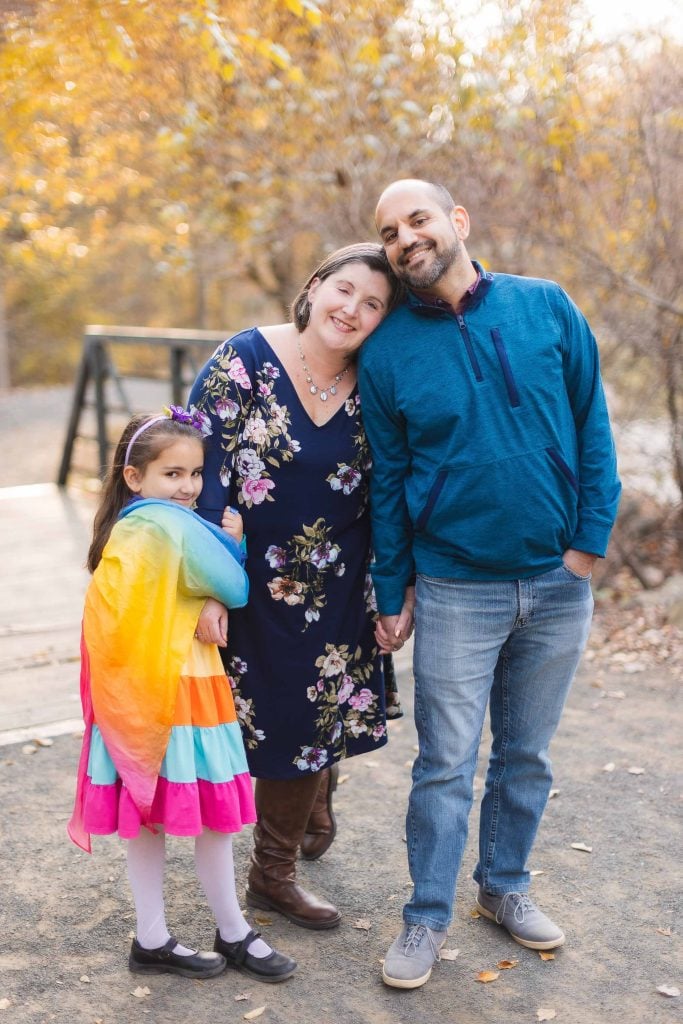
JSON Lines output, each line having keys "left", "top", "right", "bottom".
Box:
{"left": 68, "top": 407, "right": 296, "bottom": 983}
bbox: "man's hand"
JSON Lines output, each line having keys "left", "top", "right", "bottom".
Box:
{"left": 562, "top": 548, "right": 597, "bottom": 578}
{"left": 375, "top": 586, "right": 416, "bottom": 653}
{"left": 195, "top": 597, "right": 229, "bottom": 647}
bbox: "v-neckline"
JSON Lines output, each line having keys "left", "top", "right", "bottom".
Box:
{"left": 253, "top": 328, "right": 357, "bottom": 430}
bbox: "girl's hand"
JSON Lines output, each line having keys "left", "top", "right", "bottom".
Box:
{"left": 221, "top": 505, "right": 244, "bottom": 543}
{"left": 195, "top": 597, "right": 228, "bottom": 647}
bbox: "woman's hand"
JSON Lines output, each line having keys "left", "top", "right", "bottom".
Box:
{"left": 195, "top": 597, "right": 228, "bottom": 647}
{"left": 375, "top": 586, "right": 415, "bottom": 653}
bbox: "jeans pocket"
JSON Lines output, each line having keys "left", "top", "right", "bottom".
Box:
{"left": 561, "top": 562, "right": 592, "bottom": 581}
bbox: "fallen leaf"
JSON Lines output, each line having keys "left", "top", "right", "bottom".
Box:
{"left": 404, "top": 760, "right": 414, "bottom": 767}
{"left": 656, "top": 927, "right": 673, "bottom": 937}
{"left": 0, "top": 999, "right": 10, "bottom": 1011}
{"left": 602, "top": 762, "right": 615, "bottom": 772}
{"left": 235, "top": 992, "right": 252, "bottom": 1001}
{"left": 22, "top": 744, "right": 37, "bottom": 755}
{"left": 79, "top": 975, "right": 90, "bottom": 983}
{"left": 571, "top": 842, "right": 593, "bottom": 853}
{"left": 412, "top": 744, "right": 419, "bottom": 752}
{"left": 628, "top": 766, "right": 645, "bottom": 775}
{"left": 440, "top": 948, "right": 460, "bottom": 961}
{"left": 337, "top": 774, "right": 350, "bottom": 785}
{"left": 470, "top": 908, "right": 481, "bottom": 919}
{"left": 656, "top": 985, "right": 680, "bottom": 998}
{"left": 476, "top": 970, "right": 500, "bottom": 983}
{"left": 131, "top": 986, "right": 151, "bottom": 998}
{"left": 538, "top": 950, "right": 555, "bottom": 961}
{"left": 497, "top": 959, "right": 519, "bottom": 969}
{"left": 353, "top": 918, "right": 371, "bottom": 931}
{"left": 548, "top": 789, "right": 560, "bottom": 799}
{"left": 244, "top": 1008, "right": 266, "bottom": 1021}
{"left": 530, "top": 869, "right": 545, "bottom": 876}
{"left": 34, "top": 737, "right": 54, "bottom": 747}
{"left": 536, "top": 1009, "right": 557, "bottom": 1021}
{"left": 253, "top": 913, "right": 273, "bottom": 927}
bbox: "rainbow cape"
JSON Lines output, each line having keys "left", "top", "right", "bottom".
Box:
{"left": 68, "top": 499, "right": 248, "bottom": 851}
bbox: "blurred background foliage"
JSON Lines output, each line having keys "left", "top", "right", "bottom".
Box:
{"left": 0, "top": 0, "right": 681, "bottom": 573}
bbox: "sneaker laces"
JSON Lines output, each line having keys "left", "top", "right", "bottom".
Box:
{"left": 402, "top": 925, "right": 442, "bottom": 962}
{"left": 495, "top": 892, "right": 534, "bottom": 925}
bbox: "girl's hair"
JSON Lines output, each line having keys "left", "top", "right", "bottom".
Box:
{"left": 290, "top": 242, "right": 403, "bottom": 332}
{"left": 87, "top": 413, "right": 204, "bottom": 573}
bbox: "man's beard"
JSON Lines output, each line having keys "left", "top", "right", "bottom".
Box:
{"left": 397, "top": 239, "right": 461, "bottom": 290}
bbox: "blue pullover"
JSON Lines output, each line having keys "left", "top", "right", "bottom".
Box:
{"left": 358, "top": 263, "right": 621, "bottom": 615}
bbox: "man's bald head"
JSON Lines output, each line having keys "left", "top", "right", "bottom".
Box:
{"left": 375, "top": 179, "right": 456, "bottom": 223}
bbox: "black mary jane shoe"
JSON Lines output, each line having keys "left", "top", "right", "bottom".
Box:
{"left": 214, "top": 928, "right": 297, "bottom": 983}
{"left": 129, "top": 936, "right": 226, "bottom": 979}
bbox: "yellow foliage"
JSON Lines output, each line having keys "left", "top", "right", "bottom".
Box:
{"left": 356, "top": 38, "right": 381, "bottom": 64}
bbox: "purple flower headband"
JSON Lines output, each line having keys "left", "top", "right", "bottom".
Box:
{"left": 124, "top": 405, "right": 212, "bottom": 467}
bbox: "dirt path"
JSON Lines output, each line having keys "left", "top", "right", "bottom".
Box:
{"left": 1, "top": 639, "right": 681, "bottom": 1024}
{"left": 1, "top": 386, "right": 681, "bottom": 1023}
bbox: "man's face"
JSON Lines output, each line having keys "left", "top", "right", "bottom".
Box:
{"left": 375, "top": 185, "right": 462, "bottom": 290}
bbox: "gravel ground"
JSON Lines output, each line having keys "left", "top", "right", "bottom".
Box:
{"left": 1, "top": 385, "right": 681, "bottom": 1024}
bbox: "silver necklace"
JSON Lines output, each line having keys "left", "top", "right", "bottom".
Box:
{"left": 296, "top": 336, "right": 350, "bottom": 402}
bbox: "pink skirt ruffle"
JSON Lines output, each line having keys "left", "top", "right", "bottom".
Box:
{"left": 82, "top": 772, "right": 256, "bottom": 839}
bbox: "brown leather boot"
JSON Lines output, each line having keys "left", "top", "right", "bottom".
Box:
{"left": 300, "top": 765, "right": 339, "bottom": 861}
{"left": 246, "top": 775, "right": 342, "bottom": 930}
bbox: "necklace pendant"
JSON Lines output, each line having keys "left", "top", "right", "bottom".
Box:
{"left": 320, "top": 390, "right": 328, "bottom": 401}
{"left": 310, "top": 384, "right": 318, "bottom": 395}
{"left": 329, "top": 385, "right": 337, "bottom": 396}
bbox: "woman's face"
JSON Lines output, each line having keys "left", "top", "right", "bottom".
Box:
{"left": 305, "top": 262, "right": 392, "bottom": 357}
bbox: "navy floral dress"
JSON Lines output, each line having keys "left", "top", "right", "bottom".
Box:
{"left": 189, "top": 328, "right": 398, "bottom": 780}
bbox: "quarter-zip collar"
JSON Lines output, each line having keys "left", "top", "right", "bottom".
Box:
{"left": 405, "top": 261, "right": 494, "bottom": 318}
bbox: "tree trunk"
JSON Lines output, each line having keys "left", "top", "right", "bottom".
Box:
{"left": 0, "top": 269, "right": 11, "bottom": 391}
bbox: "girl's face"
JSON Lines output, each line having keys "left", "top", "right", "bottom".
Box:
{"left": 124, "top": 437, "right": 204, "bottom": 507}
{"left": 305, "top": 263, "right": 391, "bottom": 357}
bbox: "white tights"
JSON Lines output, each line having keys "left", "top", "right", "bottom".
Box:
{"left": 126, "top": 827, "right": 270, "bottom": 957}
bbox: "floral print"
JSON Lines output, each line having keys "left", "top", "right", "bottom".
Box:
{"left": 189, "top": 328, "right": 395, "bottom": 779}
{"left": 265, "top": 517, "right": 345, "bottom": 630}
{"left": 195, "top": 343, "right": 298, "bottom": 510}
{"left": 225, "top": 655, "right": 265, "bottom": 750}
{"left": 294, "top": 641, "right": 385, "bottom": 770}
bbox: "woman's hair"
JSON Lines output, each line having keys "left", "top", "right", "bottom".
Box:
{"left": 87, "top": 413, "right": 204, "bottom": 573}
{"left": 290, "top": 242, "right": 403, "bottom": 332}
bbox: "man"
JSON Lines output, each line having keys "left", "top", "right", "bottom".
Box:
{"left": 357, "top": 179, "right": 620, "bottom": 990}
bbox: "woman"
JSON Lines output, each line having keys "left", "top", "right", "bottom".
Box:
{"left": 188, "top": 243, "right": 413, "bottom": 930}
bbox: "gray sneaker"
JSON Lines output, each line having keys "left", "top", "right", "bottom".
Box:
{"left": 382, "top": 923, "right": 448, "bottom": 989}
{"left": 475, "top": 888, "right": 565, "bottom": 950}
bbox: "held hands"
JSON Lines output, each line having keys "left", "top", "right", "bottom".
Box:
{"left": 221, "top": 505, "right": 244, "bottom": 543}
{"left": 375, "top": 585, "right": 416, "bottom": 654}
{"left": 195, "top": 597, "right": 228, "bottom": 647}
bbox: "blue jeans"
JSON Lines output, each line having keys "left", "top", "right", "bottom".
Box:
{"left": 404, "top": 565, "right": 594, "bottom": 931}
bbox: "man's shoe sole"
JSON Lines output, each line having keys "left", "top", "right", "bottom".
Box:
{"left": 475, "top": 899, "right": 565, "bottom": 950}
{"left": 382, "top": 965, "right": 433, "bottom": 989}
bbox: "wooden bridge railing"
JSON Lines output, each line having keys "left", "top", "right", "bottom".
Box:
{"left": 57, "top": 325, "right": 229, "bottom": 486}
